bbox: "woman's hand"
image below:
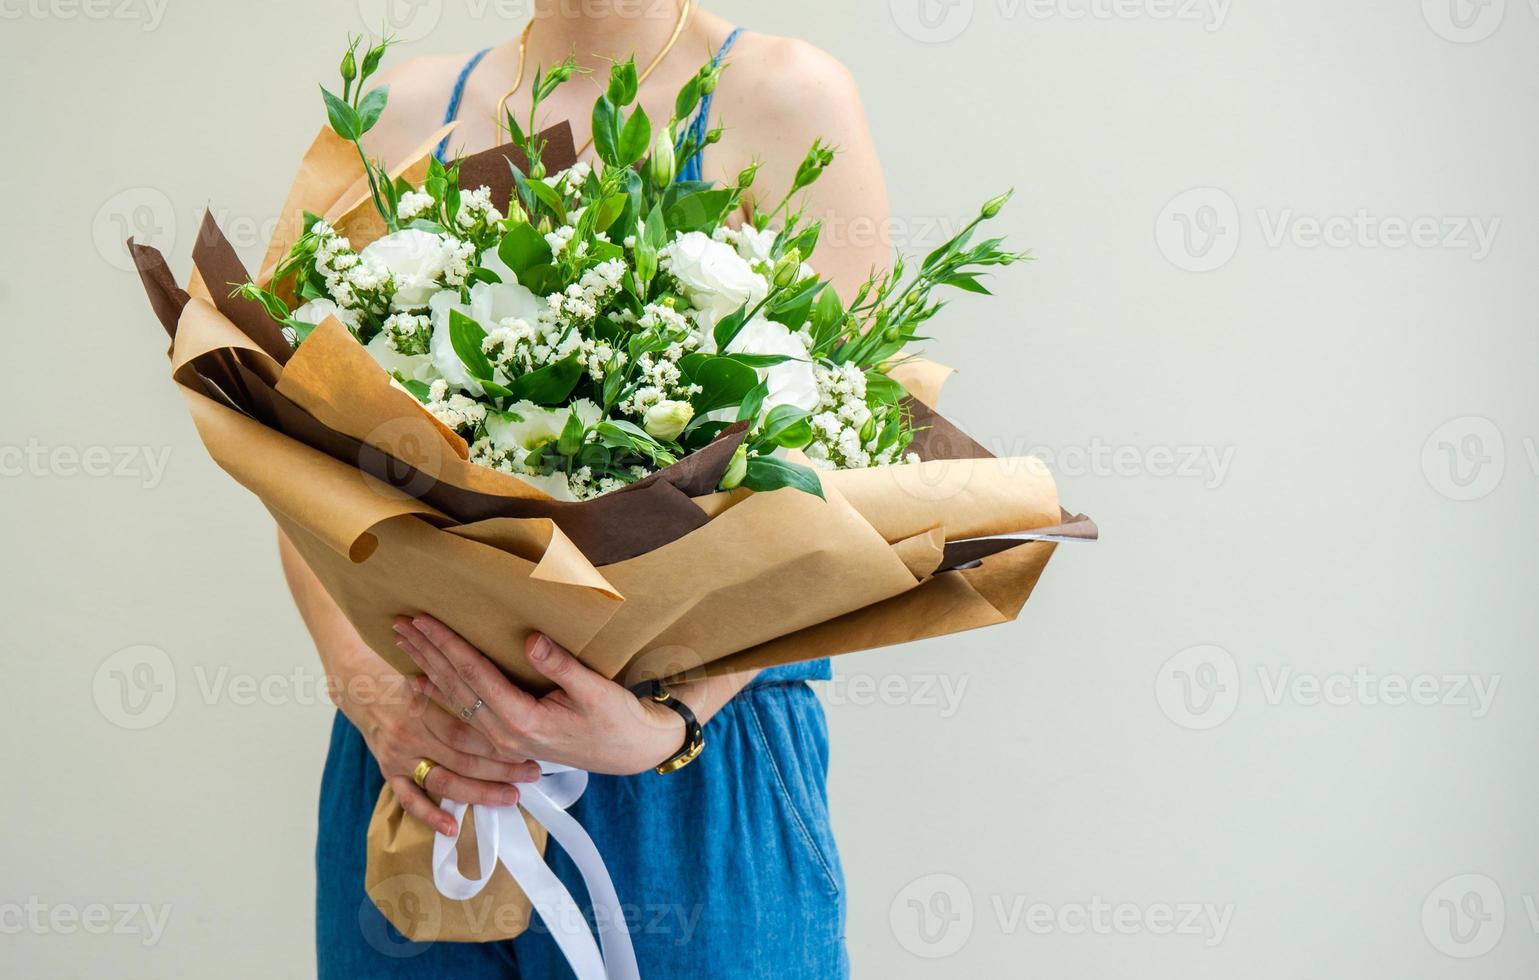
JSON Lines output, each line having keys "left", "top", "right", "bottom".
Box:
{"left": 393, "top": 616, "right": 688, "bottom": 777}
{"left": 342, "top": 675, "right": 544, "bottom": 836}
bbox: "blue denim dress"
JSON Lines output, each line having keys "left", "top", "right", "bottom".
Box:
{"left": 315, "top": 31, "right": 848, "bottom": 978}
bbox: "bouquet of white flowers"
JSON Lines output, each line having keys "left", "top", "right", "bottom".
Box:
{"left": 235, "top": 38, "right": 1026, "bottom": 502}
{"left": 130, "top": 35, "right": 1093, "bottom": 970}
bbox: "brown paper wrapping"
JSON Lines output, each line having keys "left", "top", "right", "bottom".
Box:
{"left": 136, "top": 122, "right": 1091, "bottom": 943}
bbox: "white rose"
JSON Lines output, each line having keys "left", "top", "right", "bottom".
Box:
{"left": 662, "top": 231, "right": 768, "bottom": 326}
{"left": 360, "top": 229, "right": 453, "bottom": 310}
{"left": 427, "top": 281, "right": 544, "bottom": 395}
{"left": 642, "top": 400, "right": 695, "bottom": 441}
{"left": 727, "top": 317, "right": 818, "bottom": 412}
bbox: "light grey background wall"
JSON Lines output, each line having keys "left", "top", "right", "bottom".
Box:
{"left": 3, "top": 1, "right": 1536, "bottom": 977}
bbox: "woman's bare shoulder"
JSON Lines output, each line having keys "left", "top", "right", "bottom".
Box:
{"left": 709, "top": 32, "right": 869, "bottom": 160}
{"left": 362, "top": 52, "right": 481, "bottom": 162}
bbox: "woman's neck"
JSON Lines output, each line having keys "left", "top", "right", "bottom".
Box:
{"left": 526, "top": 0, "right": 692, "bottom": 73}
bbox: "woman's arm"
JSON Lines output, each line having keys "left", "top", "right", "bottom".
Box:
{"left": 278, "top": 529, "right": 541, "bottom": 834}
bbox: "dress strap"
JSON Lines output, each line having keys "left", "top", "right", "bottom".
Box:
{"left": 676, "top": 28, "right": 745, "bottom": 182}
{"left": 436, "top": 48, "right": 493, "bottom": 163}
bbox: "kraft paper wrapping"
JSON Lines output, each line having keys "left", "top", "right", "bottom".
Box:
{"left": 137, "top": 120, "right": 1088, "bottom": 942}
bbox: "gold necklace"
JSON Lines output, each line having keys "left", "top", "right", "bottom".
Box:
{"left": 495, "top": 0, "right": 695, "bottom": 157}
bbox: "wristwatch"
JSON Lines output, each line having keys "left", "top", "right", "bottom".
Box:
{"left": 631, "top": 679, "right": 704, "bottom": 775}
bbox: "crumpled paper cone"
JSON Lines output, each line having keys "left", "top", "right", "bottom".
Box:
{"left": 136, "top": 117, "right": 1088, "bottom": 942}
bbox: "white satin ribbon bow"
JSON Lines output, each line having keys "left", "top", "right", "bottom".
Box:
{"left": 431, "top": 764, "right": 640, "bottom": 980}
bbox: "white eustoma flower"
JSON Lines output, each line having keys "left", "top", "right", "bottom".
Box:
{"left": 662, "top": 231, "right": 768, "bottom": 326}
{"left": 514, "top": 470, "right": 579, "bottom": 502}
{"left": 485, "top": 398, "right": 603, "bottom": 456}
{"left": 360, "top": 229, "right": 454, "bottom": 310}
{"left": 642, "top": 400, "right": 695, "bottom": 441}
{"left": 364, "top": 333, "right": 438, "bottom": 383}
{"left": 727, "top": 225, "right": 778, "bottom": 266}
{"left": 726, "top": 317, "right": 819, "bottom": 411}
{"left": 291, "top": 297, "right": 358, "bottom": 331}
{"left": 427, "top": 281, "right": 544, "bottom": 395}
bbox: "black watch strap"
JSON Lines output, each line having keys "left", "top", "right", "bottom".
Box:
{"left": 630, "top": 679, "right": 704, "bottom": 774}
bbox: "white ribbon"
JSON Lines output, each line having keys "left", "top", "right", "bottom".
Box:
{"left": 431, "top": 764, "right": 639, "bottom": 980}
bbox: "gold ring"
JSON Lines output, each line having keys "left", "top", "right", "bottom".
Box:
{"left": 412, "top": 758, "right": 439, "bottom": 790}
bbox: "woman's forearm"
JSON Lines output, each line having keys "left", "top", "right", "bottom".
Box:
{"left": 277, "top": 527, "right": 390, "bottom": 699}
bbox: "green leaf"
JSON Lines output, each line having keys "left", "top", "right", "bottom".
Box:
{"left": 591, "top": 97, "right": 622, "bottom": 167}
{"left": 392, "top": 374, "right": 432, "bottom": 403}
{"left": 723, "top": 353, "right": 797, "bottom": 369}
{"left": 742, "top": 456, "right": 824, "bottom": 499}
{"left": 864, "top": 371, "right": 908, "bottom": 405}
{"left": 688, "top": 356, "right": 760, "bottom": 414}
{"left": 524, "top": 178, "right": 567, "bottom": 221}
{"left": 593, "top": 193, "right": 627, "bottom": 234}
{"left": 509, "top": 356, "right": 583, "bottom": 405}
{"left": 944, "top": 272, "right": 992, "bottom": 295}
{"left": 357, "top": 86, "right": 390, "bottom": 135}
{"left": 757, "top": 405, "right": 814, "bottom": 450}
{"left": 736, "top": 379, "right": 769, "bottom": 423}
{"left": 712, "top": 303, "right": 753, "bottom": 352}
{"left": 320, "top": 86, "right": 361, "bottom": 140}
{"left": 619, "top": 104, "right": 652, "bottom": 168}
{"left": 664, "top": 189, "right": 737, "bottom": 232}
{"left": 449, "top": 310, "right": 495, "bottom": 382}
{"left": 498, "top": 221, "right": 553, "bottom": 275}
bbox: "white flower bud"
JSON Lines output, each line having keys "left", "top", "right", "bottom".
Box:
{"left": 642, "top": 400, "right": 695, "bottom": 442}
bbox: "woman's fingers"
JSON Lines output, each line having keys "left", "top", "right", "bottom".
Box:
{"left": 393, "top": 619, "right": 495, "bottom": 731}
{"left": 421, "top": 762, "right": 521, "bottom": 808}
{"left": 389, "top": 775, "right": 457, "bottom": 837}
{"left": 420, "top": 708, "right": 542, "bottom": 784}
{"left": 406, "top": 615, "right": 542, "bottom": 726}
{"left": 525, "top": 632, "right": 604, "bottom": 702}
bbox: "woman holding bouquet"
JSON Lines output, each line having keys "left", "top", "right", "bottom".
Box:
{"left": 281, "top": 1, "right": 891, "bottom": 975}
